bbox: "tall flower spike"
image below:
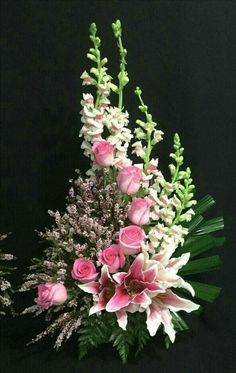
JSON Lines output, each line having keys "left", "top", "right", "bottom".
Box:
{"left": 112, "top": 20, "right": 129, "bottom": 110}
{"left": 134, "top": 87, "right": 163, "bottom": 172}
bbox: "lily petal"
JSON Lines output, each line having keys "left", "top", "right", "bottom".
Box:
{"left": 106, "top": 285, "right": 130, "bottom": 312}
{"left": 160, "top": 308, "right": 176, "bottom": 343}
{"left": 100, "top": 265, "right": 113, "bottom": 287}
{"left": 146, "top": 302, "right": 162, "bottom": 337}
{"left": 112, "top": 272, "right": 126, "bottom": 285}
{"left": 129, "top": 253, "right": 144, "bottom": 280}
{"left": 173, "top": 277, "right": 195, "bottom": 297}
{"left": 132, "top": 291, "right": 151, "bottom": 307}
{"left": 159, "top": 289, "right": 200, "bottom": 313}
{"left": 143, "top": 264, "right": 158, "bottom": 283}
{"left": 78, "top": 281, "right": 99, "bottom": 294}
{"left": 166, "top": 253, "right": 190, "bottom": 271}
{"left": 89, "top": 288, "right": 107, "bottom": 315}
{"left": 116, "top": 310, "right": 128, "bottom": 330}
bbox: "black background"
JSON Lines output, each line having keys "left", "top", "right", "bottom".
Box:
{"left": 1, "top": 1, "right": 236, "bottom": 372}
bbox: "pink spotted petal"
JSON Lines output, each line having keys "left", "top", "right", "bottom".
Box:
{"left": 100, "top": 265, "right": 113, "bottom": 287}
{"left": 129, "top": 253, "right": 144, "bottom": 280}
{"left": 132, "top": 291, "right": 151, "bottom": 307}
{"left": 89, "top": 288, "right": 107, "bottom": 315}
{"left": 106, "top": 285, "right": 130, "bottom": 312}
{"left": 143, "top": 264, "right": 158, "bottom": 283}
{"left": 78, "top": 281, "right": 99, "bottom": 294}
{"left": 116, "top": 310, "right": 128, "bottom": 330}
{"left": 159, "top": 289, "right": 200, "bottom": 313}
{"left": 112, "top": 272, "right": 127, "bottom": 285}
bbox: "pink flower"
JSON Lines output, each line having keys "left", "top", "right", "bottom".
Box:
{"left": 127, "top": 198, "right": 151, "bottom": 225}
{"left": 78, "top": 265, "right": 129, "bottom": 330}
{"left": 106, "top": 253, "right": 163, "bottom": 313}
{"left": 92, "top": 141, "right": 114, "bottom": 167}
{"left": 117, "top": 166, "right": 142, "bottom": 195}
{"left": 71, "top": 258, "right": 98, "bottom": 282}
{"left": 78, "top": 265, "right": 115, "bottom": 315}
{"left": 146, "top": 289, "right": 199, "bottom": 341}
{"left": 35, "top": 283, "right": 67, "bottom": 310}
{"left": 119, "top": 225, "right": 145, "bottom": 255}
{"left": 98, "top": 244, "right": 125, "bottom": 273}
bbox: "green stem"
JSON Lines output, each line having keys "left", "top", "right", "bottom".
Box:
{"left": 117, "top": 36, "right": 126, "bottom": 111}
{"left": 95, "top": 50, "right": 102, "bottom": 109}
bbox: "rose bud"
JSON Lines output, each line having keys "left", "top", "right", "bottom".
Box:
{"left": 127, "top": 198, "right": 151, "bottom": 225}
{"left": 119, "top": 225, "right": 145, "bottom": 255}
{"left": 117, "top": 166, "right": 142, "bottom": 195}
{"left": 98, "top": 244, "right": 125, "bottom": 273}
{"left": 92, "top": 140, "right": 114, "bottom": 167}
{"left": 71, "top": 258, "right": 98, "bottom": 282}
{"left": 35, "top": 283, "right": 67, "bottom": 310}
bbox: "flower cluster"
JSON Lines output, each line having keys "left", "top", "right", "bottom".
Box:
{"left": 0, "top": 234, "right": 16, "bottom": 316}
{"left": 21, "top": 20, "right": 224, "bottom": 363}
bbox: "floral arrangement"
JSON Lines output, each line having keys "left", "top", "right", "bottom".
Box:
{"left": 0, "top": 234, "right": 16, "bottom": 316}
{"left": 20, "top": 20, "right": 224, "bottom": 363}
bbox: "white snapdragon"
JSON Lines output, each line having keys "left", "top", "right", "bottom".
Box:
{"left": 80, "top": 71, "right": 95, "bottom": 86}
{"left": 132, "top": 141, "right": 146, "bottom": 158}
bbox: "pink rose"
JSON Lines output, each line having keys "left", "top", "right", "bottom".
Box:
{"left": 119, "top": 225, "right": 145, "bottom": 255}
{"left": 98, "top": 244, "right": 125, "bottom": 273}
{"left": 92, "top": 141, "right": 114, "bottom": 167}
{"left": 127, "top": 198, "right": 151, "bottom": 226}
{"left": 117, "top": 166, "right": 143, "bottom": 195}
{"left": 71, "top": 258, "right": 98, "bottom": 282}
{"left": 35, "top": 283, "right": 67, "bottom": 310}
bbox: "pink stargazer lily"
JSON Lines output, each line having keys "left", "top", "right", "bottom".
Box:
{"left": 77, "top": 265, "right": 114, "bottom": 314}
{"left": 152, "top": 244, "right": 195, "bottom": 296}
{"left": 146, "top": 288, "right": 200, "bottom": 342}
{"left": 77, "top": 265, "right": 129, "bottom": 329}
{"left": 106, "top": 253, "right": 164, "bottom": 313}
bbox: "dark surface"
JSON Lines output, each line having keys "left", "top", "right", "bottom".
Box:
{"left": 1, "top": 1, "right": 236, "bottom": 372}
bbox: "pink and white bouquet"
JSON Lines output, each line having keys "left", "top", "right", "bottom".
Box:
{"left": 20, "top": 21, "right": 224, "bottom": 363}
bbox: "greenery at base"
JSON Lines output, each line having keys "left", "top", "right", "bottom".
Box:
{"left": 78, "top": 312, "right": 151, "bottom": 363}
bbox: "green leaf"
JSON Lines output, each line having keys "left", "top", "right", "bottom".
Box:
{"left": 171, "top": 312, "right": 189, "bottom": 331}
{"left": 177, "top": 234, "right": 225, "bottom": 258}
{"left": 78, "top": 313, "right": 111, "bottom": 360}
{"left": 189, "top": 281, "right": 221, "bottom": 302}
{"left": 109, "top": 328, "right": 132, "bottom": 364}
{"left": 193, "top": 194, "right": 215, "bottom": 215}
{"left": 179, "top": 255, "right": 222, "bottom": 276}
{"left": 193, "top": 216, "right": 224, "bottom": 236}
{"left": 185, "top": 214, "right": 204, "bottom": 233}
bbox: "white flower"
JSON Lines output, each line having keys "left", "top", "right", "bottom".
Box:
{"left": 153, "top": 130, "right": 164, "bottom": 143}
